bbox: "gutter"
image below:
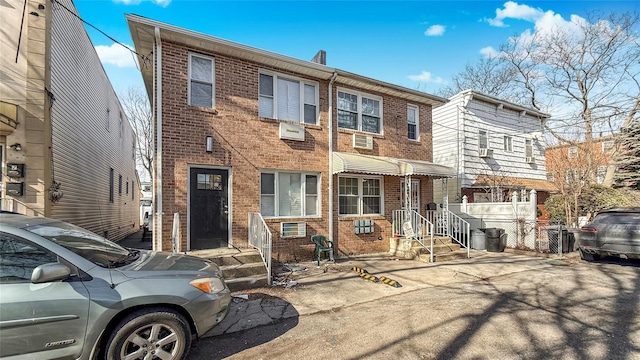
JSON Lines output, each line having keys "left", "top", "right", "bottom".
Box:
{"left": 328, "top": 72, "right": 338, "bottom": 243}
{"left": 154, "top": 27, "right": 163, "bottom": 251}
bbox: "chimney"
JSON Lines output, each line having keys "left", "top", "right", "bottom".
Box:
{"left": 311, "top": 50, "right": 326, "bottom": 65}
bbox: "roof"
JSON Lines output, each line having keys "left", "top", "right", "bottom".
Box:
{"left": 126, "top": 14, "right": 448, "bottom": 107}
{"left": 472, "top": 175, "right": 557, "bottom": 192}
{"left": 333, "top": 152, "right": 456, "bottom": 178}
{"left": 456, "top": 89, "right": 551, "bottom": 119}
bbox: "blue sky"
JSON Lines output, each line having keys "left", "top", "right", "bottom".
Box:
{"left": 75, "top": 0, "right": 640, "bottom": 97}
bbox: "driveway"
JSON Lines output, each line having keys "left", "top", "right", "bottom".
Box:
{"left": 190, "top": 251, "right": 640, "bottom": 359}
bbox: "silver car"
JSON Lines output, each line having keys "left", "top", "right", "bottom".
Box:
{"left": 0, "top": 213, "right": 231, "bottom": 359}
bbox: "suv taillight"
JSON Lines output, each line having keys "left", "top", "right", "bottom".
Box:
{"left": 581, "top": 226, "right": 598, "bottom": 234}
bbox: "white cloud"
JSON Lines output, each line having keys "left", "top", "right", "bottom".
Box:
{"left": 486, "top": 1, "right": 544, "bottom": 27}
{"left": 113, "top": 0, "right": 171, "bottom": 7}
{"left": 408, "top": 71, "right": 444, "bottom": 83}
{"left": 95, "top": 43, "right": 138, "bottom": 68}
{"left": 480, "top": 46, "right": 499, "bottom": 59}
{"left": 424, "top": 25, "right": 446, "bottom": 37}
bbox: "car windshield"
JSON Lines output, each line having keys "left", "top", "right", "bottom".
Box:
{"left": 24, "top": 220, "right": 134, "bottom": 268}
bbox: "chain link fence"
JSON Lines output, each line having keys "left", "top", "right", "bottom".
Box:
{"left": 478, "top": 219, "right": 577, "bottom": 257}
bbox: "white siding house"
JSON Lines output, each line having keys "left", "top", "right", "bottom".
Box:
{"left": 432, "top": 89, "right": 554, "bottom": 205}
{"left": 0, "top": 0, "right": 139, "bottom": 240}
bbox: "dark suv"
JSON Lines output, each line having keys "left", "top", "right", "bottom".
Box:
{"left": 579, "top": 207, "right": 640, "bottom": 261}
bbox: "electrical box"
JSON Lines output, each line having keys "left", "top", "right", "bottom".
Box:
{"left": 6, "top": 163, "right": 24, "bottom": 178}
{"left": 6, "top": 182, "right": 24, "bottom": 196}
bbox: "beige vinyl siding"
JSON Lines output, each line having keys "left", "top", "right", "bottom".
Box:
{"left": 48, "top": 0, "right": 138, "bottom": 241}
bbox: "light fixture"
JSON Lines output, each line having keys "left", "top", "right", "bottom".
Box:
{"left": 205, "top": 136, "right": 213, "bottom": 153}
{"left": 29, "top": 11, "right": 39, "bottom": 16}
{"left": 9, "top": 143, "right": 22, "bottom": 151}
{"left": 38, "top": 4, "right": 45, "bottom": 9}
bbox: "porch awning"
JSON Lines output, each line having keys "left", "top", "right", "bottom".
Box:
{"left": 332, "top": 152, "right": 456, "bottom": 178}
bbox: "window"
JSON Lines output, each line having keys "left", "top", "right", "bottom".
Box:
{"left": 337, "top": 89, "right": 382, "bottom": 134}
{"left": 597, "top": 166, "right": 607, "bottom": 184}
{"left": 503, "top": 136, "right": 513, "bottom": 152}
{"left": 339, "top": 176, "right": 382, "bottom": 216}
{"left": 407, "top": 104, "right": 419, "bottom": 140}
{"left": 188, "top": 53, "right": 215, "bottom": 108}
{"left": 260, "top": 172, "right": 319, "bottom": 217}
{"left": 525, "top": 139, "right": 533, "bottom": 158}
{"left": 568, "top": 146, "right": 578, "bottom": 159}
{"left": 109, "top": 168, "right": 114, "bottom": 203}
{"left": 0, "top": 233, "right": 58, "bottom": 283}
{"left": 197, "top": 174, "right": 223, "bottom": 190}
{"left": 126, "top": 180, "right": 129, "bottom": 195}
{"left": 479, "top": 130, "right": 488, "bottom": 149}
{"left": 565, "top": 169, "right": 585, "bottom": 184}
{"left": 118, "top": 175, "right": 123, "bottom": 195}
{"left": 400, "top": 179, "right": 420, "bottom": 210}
{"left": 602, "top": 140, "right": 614, "bottom": 154}
{"left": 547, "top": 172, "right": 555, "bottom": 182}
{"left": 258, "top": 72, "right": 318, "bottom": 124}
{"left": 131, "top": 180, "right": 134, "bottom": 200}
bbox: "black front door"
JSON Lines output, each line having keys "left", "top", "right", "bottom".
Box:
{"left": 189, "top": 167, "right": 229, "bottom": 250}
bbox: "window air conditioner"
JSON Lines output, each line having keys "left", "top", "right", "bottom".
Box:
{"left": 479, "top": 148, "right": 493, "bottom": 158}
{"left": 526, "top": 156, "right": 535, "bottom": 163}
{"left": 353, "top": 133, "right": 374, "bottom": 150}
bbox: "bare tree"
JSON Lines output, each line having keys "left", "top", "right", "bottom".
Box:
{"left": 501, "top": 12, "right": 640, "bottom": 185}
{"left": 121, "top": 87, "right": 153, "bottom": 183}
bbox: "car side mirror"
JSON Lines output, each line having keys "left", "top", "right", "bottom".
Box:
{"left": 31, "top": 263, "right": 72, "bottom": 284}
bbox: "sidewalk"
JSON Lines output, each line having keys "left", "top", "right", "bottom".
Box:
{"left": 204, "top": 250, "right": 580, "bottom": 337}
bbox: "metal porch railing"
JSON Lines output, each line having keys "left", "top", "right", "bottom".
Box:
{"left": 248, "top": 212, "right": 272, "bottom": 285}
{"left": 393, "top": 209, "right": 435, "bottom": 262}
{"left": 426, "top": 209, "right": 470, "bottom": 258}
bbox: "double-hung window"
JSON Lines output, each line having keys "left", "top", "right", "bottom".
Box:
{"left": 188, "top": 53, "right": 215, "bottom": 108}
{"left": 503, "top": 136, "right": 512, "bottom": 152}
{"left": 260, "top": 172, "right": 319, "bottom": 217}
{"left": 525, "top": 139, "right": 533, "bottom": 158}
{"left": 568, "top": 146, "right": 578, "bottom": 159}
{"left": 259, "top": 72, "right": 318, "bottom": 124}
{"left": 479, "top": 130, "right": 488, "bottom": 149}
{"left": 337, "top": 89, "right": 382, "bottom": 134}
{"left": 338, "top": 176, "right": 382, "bottom": 216}
{"left": 407, "top": 104, "right": 419, "bottom": 140}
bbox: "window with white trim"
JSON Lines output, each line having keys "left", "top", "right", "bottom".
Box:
{"left": 338, "top": 176, "right": 382, "bottom": 216}
{"left": 260, "top": 171, "right": 319, "bottom": 217}
{"left": 596, "top": 166, "right": 607, "bottom": 184}
{"left": 525, "top": 139, "right": 533, "bottom": 157}
{"left": 602, "top": 140, "right": 614, "bottom": 154}
{"left": 479, "top": 130, "right": 488, "bottom": 149}
{"left": 503, "top": 136, "right": 512, "bottom": 152}
{"left": 258, "top": 72, "right": 318, "bottom": 124}
{"left": 568, "top": 146, "right": 578, "bottom": 159}
{"left": 188, "top": 53, "right": 215, "bottom": 108}
{"left": 407, "top": 104, "right": 419, "bottom": 140}
{"left": 337, "top": 89, "right": 382, "bottom": 134}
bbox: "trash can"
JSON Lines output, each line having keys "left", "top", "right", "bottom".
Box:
{"left": 471, "top": 229, "right": 486, "bottom": 250}
{"left": 486, "top": 228, "right": 506, "bottom": 252}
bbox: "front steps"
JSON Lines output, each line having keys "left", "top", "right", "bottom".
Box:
{"left": 389, "top": 235, "right": 468, "bottom": 263}
{"left": 191, "top": 249, "right": 269, "bottom": 292}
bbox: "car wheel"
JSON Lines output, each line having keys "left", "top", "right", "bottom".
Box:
{"left": 106, "top": 307, "right": 191, "bottom": 360}
{"left": 580, "top": 248, "right": 600, "bottom": 262}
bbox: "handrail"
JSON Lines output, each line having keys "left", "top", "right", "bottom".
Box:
{"left": 248, "top": 212, "right": 272, "bottom": 285}
{"left": 0, "top": 198, "right": 43, "bottom": 217}
{"left": 393, "top": 209, "right": 435, "bottom": 262}
{"left": 426, "top": 209, "right": 471, "bottom": 258}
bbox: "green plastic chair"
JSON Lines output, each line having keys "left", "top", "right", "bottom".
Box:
{"left": 311, "top": 235, "right": 334, "bottom": 266}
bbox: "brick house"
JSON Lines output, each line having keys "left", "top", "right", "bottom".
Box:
{"left": 127, "top": 15, "right": 455, "bottom": 261}
{"left": 545, "top": 136, "right": 616, "bottom": 187}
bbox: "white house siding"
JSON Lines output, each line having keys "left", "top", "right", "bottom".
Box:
{"left": 433, "top": 90, "right": 548, "bottom": 203}
{"left": 48, "top": 0, "right": 139, "bottom": 240}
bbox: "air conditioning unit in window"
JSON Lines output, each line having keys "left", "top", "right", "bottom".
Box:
{"left": 479, "top": 148, "right": 493, "bottom": 158}
{"left": 526, "top": 156, "right": 536, "bottom": 164}
{"left": 353, "top": 133, "right": 373, "bottom": 150}
{"left": 281, "top": 222, "right": 306, "bottom": 238}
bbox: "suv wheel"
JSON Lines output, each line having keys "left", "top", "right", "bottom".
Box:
{"left": 106, "top": 307, "right": 191, "bottom": 360}
{"left": 579, "top": 248, "right": 600, "bottom": 262}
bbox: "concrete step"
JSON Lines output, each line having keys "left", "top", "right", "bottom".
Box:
{"left": 220, "top": 262, "right": 267, "bottom": 279}
{"left": 416, "top": 249, "right": 469, "bottom": 263}
{"left": 411, "top": 242, "right": 461, "bottom": 255}
{"left": 225, "top": 274, "right": 270, "bottom": 292}
{"left": 209, "top": 252, "right": 264, "bottom": 266}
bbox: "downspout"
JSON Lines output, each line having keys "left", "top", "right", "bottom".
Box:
{"left": 154, "top": 27, "right": 163, "bottom": 251}
{"left": 328, "top": 72, "right": 338, "bottom": 242}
